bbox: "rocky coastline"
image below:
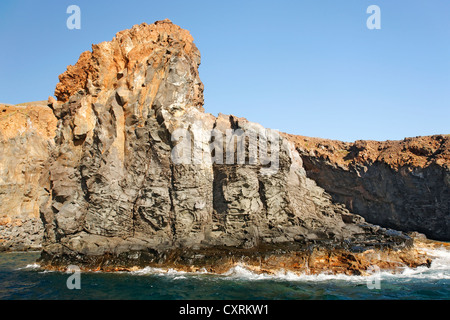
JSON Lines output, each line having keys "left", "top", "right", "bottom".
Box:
{"left": 1, "top": 20, "right": 449, "bottom": 276}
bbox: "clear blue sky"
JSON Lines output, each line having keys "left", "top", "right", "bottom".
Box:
{"left": 0, "top": 0, "right": 449, "bottom": 142}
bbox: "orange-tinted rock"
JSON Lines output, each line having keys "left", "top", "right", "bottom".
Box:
{"left": 286, "top": 134, "right": 450, "bottom": 171}
{"left": 0, "top": 103, "right": 57, "bottom": 250}
{"left": 54, "top": 19, "right": 204, "bottom": 110}
{"left": 40, "top": 237, "right": 442, "bottom": 276}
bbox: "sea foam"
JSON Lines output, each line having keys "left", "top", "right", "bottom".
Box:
{"left": 16, "top": 263, "right": 40, "bottom": 270}
{"left": 126, "top": 246, "right": 450, "bottom": 282}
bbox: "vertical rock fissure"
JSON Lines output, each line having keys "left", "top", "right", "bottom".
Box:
{"left": 168, "top": 163, "right": 177, "bottom": 244}
{"left": 258, "top": 180, "right": 268, "bottom": 217}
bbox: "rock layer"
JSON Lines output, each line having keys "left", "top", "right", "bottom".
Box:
{"left": 41, "top": 238, "right": 438, "bottom": 276}
{"left": 0, "top": 103, "right": 56, "bottom": 250}
{"left": 287, "top": 134, "right": 450, "bottom": 241}
{"left": 36, "top": 20, "right": 433, "bottom": 273}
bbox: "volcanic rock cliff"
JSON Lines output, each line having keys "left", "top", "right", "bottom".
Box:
{"left": 287, "top": 134, "right": 450, "bottom": 241}
{"left": 31, "top": 20, "right": 440, "bottom": 273}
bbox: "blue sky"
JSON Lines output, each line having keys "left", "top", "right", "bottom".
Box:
{"left": 0, "top": 0, "right": 449, "bottom": 142}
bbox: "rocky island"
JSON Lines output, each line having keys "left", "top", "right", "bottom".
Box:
{"left": 0, "top": 20, "right": 448, "bottom": 275}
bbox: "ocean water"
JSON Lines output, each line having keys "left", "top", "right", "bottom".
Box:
{"left": 0, "top": 249, "right": 449, "bottom": 300}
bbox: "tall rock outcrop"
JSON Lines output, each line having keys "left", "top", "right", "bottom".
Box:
{"left": 0, "top": 103, "right": 56, "bottom": 250}
{"left": 288, "top": 134, "right": 450, "bottom": 241}
{"left": 38, "top": 20, "right": 432, "bottom": 273}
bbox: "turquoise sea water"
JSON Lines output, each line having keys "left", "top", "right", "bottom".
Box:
{"left": 0, "top": 250, "right": 449, "bottom": 300}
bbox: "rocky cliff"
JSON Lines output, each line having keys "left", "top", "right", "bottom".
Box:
{"left": 33, "top": 20, "right": 438, "bottom": 273}
{"left": 0, "top": 102, "right": 56, "bottom": 251}
{"left": 287, "top": 134, "right": 450, "bottom": 241}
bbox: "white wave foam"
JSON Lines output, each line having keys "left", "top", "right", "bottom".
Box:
{"left": 130, "top": 267, "right": 189, "bottom": 276}
{"left": 16, "top": 263, "right": 40, "bottom": 270}
{"left": 223, "top": 264, "right": 366, "bottom": 282}
{"left": 130, "top": 266, "right": 211, "bottom": 277}
{"left": 126, "top": 247, "right": 450, "bottom": 282}
{"left": 391, "top": 247, "right": 450, "bottom": 280}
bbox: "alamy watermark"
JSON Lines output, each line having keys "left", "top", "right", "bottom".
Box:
{"left": 67, "top": 5, "right": 81, "bottom": 30}
{"left": 367, "top": 5, "right": 381, "bottom": 30}
{"left": 366, "top": 265, "right": 382, "bottom": 290}
{"left": 171, "top": 122, "right": 280, "bottom": 176}
{"left": 65, "top": 5, "right": 380, "bottom": 31}
{"left": 66, "top": 265, "right": 81, "bottom": 290}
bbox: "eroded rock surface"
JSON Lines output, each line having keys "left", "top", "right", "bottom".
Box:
{"left": 0, "top": 103, "right": 56, "bottom": 250}
{"left": 36, "top": 20, "right": 431, "bottom": 273}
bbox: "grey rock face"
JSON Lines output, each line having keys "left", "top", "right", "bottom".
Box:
{"left": 300, "top": 157, "right": 450, "bottom": 241}
{"left": 0, "top": 218, "right": 44, "bottom": 251}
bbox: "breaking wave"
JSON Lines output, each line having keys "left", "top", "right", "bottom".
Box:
{"left": 16, "top": 263, "right": 40, "bottom": 270}
{"left": 128, "top": 247, "right": 450, "bottom": 282}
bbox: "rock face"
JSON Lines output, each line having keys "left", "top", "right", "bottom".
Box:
{"left": 0, "top": 103, "right": 56, "bottom": 251}
{"left": 287, "top": 134, "right": 450, "bottom": 241}
{"left": 37, "top": 20, "right": 430, "bottom": 272}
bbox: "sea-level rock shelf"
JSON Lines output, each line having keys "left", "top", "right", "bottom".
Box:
{"left": 0, "top": 20, "right": 448, "bottom": 275}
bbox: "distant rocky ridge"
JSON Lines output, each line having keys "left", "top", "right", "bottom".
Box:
{"left": 286, "top": 134, "right": 450, "bottom": 241}
{"left": 0, "top": 20, "right": 448, "bottom": 274}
